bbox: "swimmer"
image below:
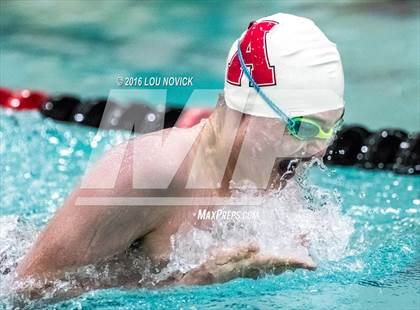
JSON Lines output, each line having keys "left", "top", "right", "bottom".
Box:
{"left": 15, "top": 13, "right": 345, "bottom": 298}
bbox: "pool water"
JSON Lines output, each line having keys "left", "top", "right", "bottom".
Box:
{"left": 1, "top": 0, "right": 419, "bottom": 309}
{"left": 0, "top": 110, "right": 419, "bottom": 309}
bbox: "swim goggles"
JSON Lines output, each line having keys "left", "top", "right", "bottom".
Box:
{"left": 236, "top": 40, "right": 343, "bottom": 141}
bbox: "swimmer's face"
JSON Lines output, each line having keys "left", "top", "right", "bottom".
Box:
{"left": 244, "top": 108, "right": 344, "bottom": 160}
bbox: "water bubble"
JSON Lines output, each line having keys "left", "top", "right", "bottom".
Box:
{"left": 59, "top": 148, "right": 73, "bottom": 156}
{"left": 49, "top": 136, "right": 59, "bottom": 144}
{"left": 51, "top": 192, "right": 60, "bottom": 200}
{"left": 74, "top": 113, "right": 84, "bottom": 122}
{"left": 400, "top": 142, "right": 409, "bottom": 149}
{"left": 147, "top": 113, "right": 156, "bottom": 122}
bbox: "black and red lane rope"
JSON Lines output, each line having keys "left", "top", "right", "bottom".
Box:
{"left": 0, "top": 87, "right": 418, "bottom": 175}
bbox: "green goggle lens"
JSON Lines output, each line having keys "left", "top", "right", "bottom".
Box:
{"left": 287, "top": 117, "right": 337, "bottom": 140}
{"left": 288, "top": 119, "right": 319, "bottom": 139}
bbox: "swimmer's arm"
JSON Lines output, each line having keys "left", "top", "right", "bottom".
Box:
{"left": 16, "top": 139, "right": 168, "bottom": 281}
{"left": 16, "top": 193, "right": 153, "bottom": 279}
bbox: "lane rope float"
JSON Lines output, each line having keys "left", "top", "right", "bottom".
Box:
{"left": 1, "top": 87, "right": 418, "bottom": 175}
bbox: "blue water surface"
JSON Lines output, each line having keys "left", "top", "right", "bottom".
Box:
{"left": 0, "top": 0, "right": 419, "bottom": 309}
{"left": 0, "top": 110, "right": 419, "bottom": 309}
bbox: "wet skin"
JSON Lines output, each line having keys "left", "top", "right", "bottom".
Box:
{"left": 15, "top": 99, "right": 343, "bottom": 298}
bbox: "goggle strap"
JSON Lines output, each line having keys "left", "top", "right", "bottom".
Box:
{"left": 236, "top": 40, "right": 294, "bottom": 126}
{"left": 237, "top": 40, "right": 338, "bottom": 141}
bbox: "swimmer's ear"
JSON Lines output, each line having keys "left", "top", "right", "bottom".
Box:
{"left": 248, "top": 21, "right": 256, "bottom": 29}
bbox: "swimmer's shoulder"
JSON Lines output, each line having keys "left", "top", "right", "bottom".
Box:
{"left": 132, "top": 121, "right": 205, "bottom": 157}
{"left": 87, "top": 123, "right": 204, "bottom": 188}
{"left": 128, "top": 123, "right": 205, "bottom": 184}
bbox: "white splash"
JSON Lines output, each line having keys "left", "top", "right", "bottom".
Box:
{"left": 0, "top": 215, "right": 37, "bottom": 302}
{"left": 163, "top": 175, "right": 354, "bottom": 277}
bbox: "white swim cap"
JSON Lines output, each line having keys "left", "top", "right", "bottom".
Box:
{"left": 224, "top": 13, "right": 344, "bottom": 118}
